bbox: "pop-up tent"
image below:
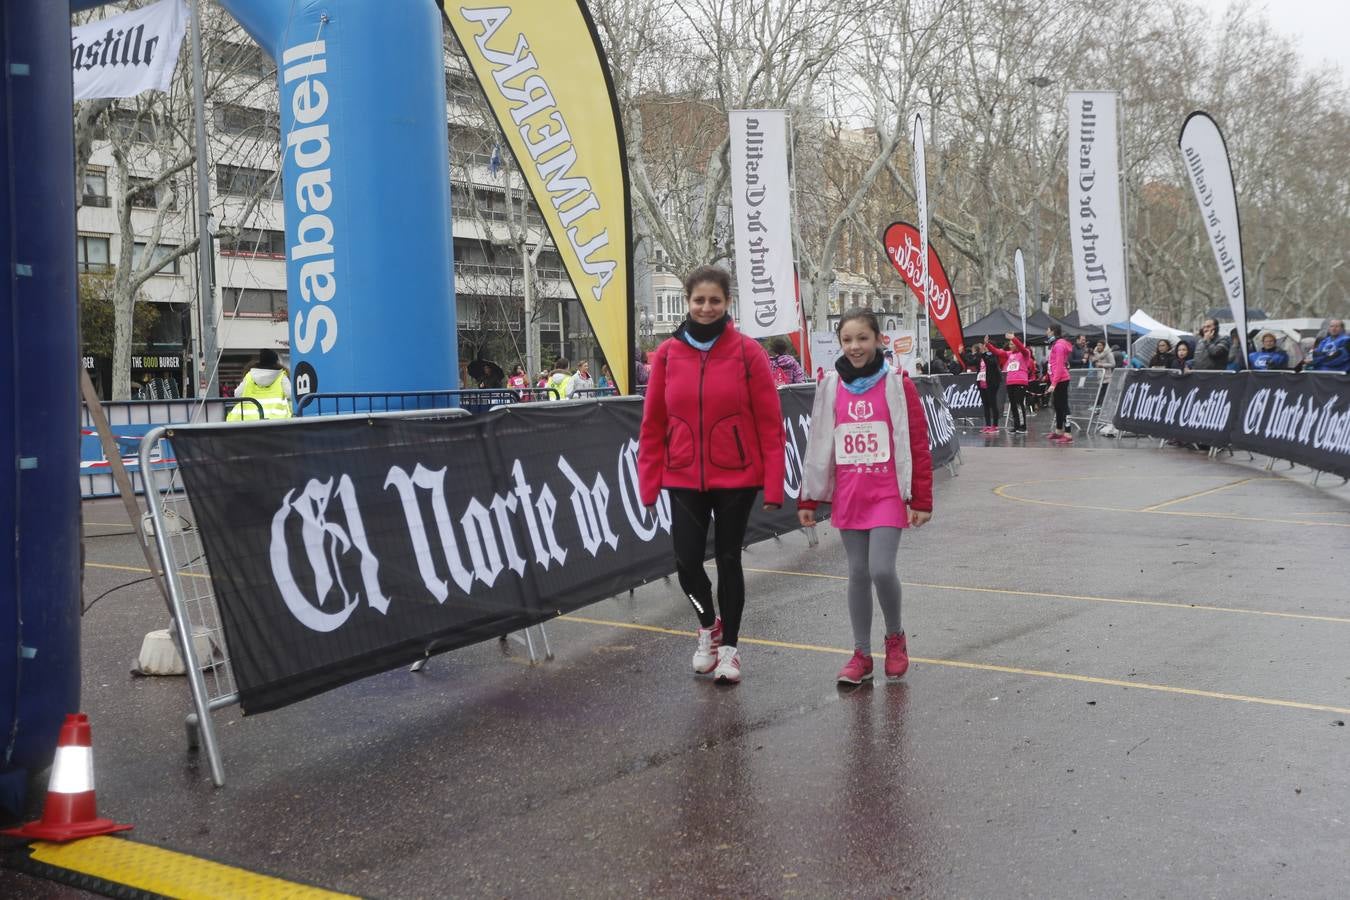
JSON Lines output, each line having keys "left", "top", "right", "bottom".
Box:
{"left": 1060, "top": 310, "right": 1145, "bottom": 340}
{"left": 1130, "top": 310, "right": 1191, "bottom": 340}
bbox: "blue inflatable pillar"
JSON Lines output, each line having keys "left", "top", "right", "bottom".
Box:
{"left": 0, "top": 0, "right": 84, "bottom": 815}
{"left": 223, "top": 0, "right": 459, "bottom": 399}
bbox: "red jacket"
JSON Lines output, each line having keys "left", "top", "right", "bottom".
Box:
{"left": 638, "top": 320, "right": 786, "bottom": 506}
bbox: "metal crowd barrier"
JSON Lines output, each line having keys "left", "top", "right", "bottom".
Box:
{"left": 296, "top": 387, "right": 558, "bottom": 417}
{"left": 81, "top": 397, "right": 263, "bottom": 499}
{"left": 137, "top": 405, "right": 561, "bottom": 787}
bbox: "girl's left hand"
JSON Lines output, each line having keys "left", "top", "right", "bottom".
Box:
{"left": 909, "top": 509, "right": 932, "bottom": 528}
{"left": 763, "top": 502, "right": 781, "bottom": 511}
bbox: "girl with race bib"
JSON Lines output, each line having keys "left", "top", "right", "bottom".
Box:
{"left": 989, "top": 332, "right": 1032, "bottom": 434}
{"left": 798, "top": 309, "right": 933, "bottom": 685}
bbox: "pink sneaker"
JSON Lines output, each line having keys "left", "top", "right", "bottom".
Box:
{"left": 837, "top": 650, "right": 874, "bottom": 685}
{"left": 884, "top": 632, "right": 909, "bottom": 679}
{"left": 693, "top": 617, "right": 722, "bottom": 674}
{"left": 1057, "top": 433, "right": 1074, "bottom": 443}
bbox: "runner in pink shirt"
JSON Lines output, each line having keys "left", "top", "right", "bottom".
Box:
{"left": 1047, "top": 323, "right": 1074, "bottom": 442}
{"left": 798, "top": 309, "right": 934, "bottom": 684}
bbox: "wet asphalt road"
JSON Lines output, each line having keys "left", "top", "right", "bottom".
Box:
{"left": 6, "top": 415, "right": 1349, "bottom": 898}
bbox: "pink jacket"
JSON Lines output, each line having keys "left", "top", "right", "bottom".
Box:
{"left": 989, "top": 337, "right": 1032, "bottom": 386}
{"left": 1049, "top": 338, "right": 1073, "bottom": 385}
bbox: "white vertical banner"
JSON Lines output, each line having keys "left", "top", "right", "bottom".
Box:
{"left": 1014, "top": 247, "right": 1027, "bottom": 338}
{"left": 809, "top": 332, "right": 841, "bottom": 381}
{"left": 728, "top": 110, "right": 798, "bottom": 338}
{"left": 71, "top": 0, "right": 188, "bottom": 101}
{"left": 1066, "top": 91, "right": 1129, "bottom": 326}
{"left": 1178, "top": 111, "right": 1248, "bottom": 362}
{"left": 912, "top": 113, "right": 929, "bottom": 360}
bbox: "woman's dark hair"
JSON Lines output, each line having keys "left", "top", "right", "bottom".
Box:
{"left": 1049, "top": 324, "right": 1063, "bottom": 338}
{"left": 683, "top": 265, "right": 731, "bottom": 299}
{"left": 553, "top": 357, "right": 569, "bottom": 370}
{"left": 768, "top": 337, "right": 791, "bottom": 355}
{"left": 257, "top": 348, "right": 281, "bottom": 369}
{"left": 835, "top": 307, "right": 881, "bottom": 339}
{"left": 512, "top": 364, "right": 524, "bottom": 375}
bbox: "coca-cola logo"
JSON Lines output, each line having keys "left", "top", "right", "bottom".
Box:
{"left": 883, "top": 222, "right": 964, "bottom": 355}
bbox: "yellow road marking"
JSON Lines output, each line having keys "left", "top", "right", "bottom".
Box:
{"left": 558, "top": 615, "right": 1350, "bottom": 716}
{"left": 29, "top": 836, "right": 355, "bottom": 899}
{"left": 1139, "top": 476, "right": 1266, "bottom": 511}
{"left": 993, "top": 479, "right": 1350, "bottom": 528}
{"left": 730, "top": 564, "right": 1350, "bottom": 626}
{"left": 86, "top": 561, "right": 209, "bottom": 580}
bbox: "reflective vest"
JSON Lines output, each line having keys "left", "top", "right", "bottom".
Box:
{"left": 227, "top": 372, "right": 292, "bottom": 420}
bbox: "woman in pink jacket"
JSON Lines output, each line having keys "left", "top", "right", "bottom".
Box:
{"left": 989, "top": 332, "right": 1033, "bottom": 434}
{"left": 1046, "top": 324, "right": 1074, "bottom": 442}
{"left": 638, "top": 266, "right": 785, "bottom": 685}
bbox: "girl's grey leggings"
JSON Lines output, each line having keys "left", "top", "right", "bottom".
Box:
{"left": 838, "top": 527, "right": 903, "bottom": 654}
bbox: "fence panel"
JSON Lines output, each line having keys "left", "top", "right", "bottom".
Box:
{"left": 296, "top": 387, "right": 558, "bottom": 417}
{"left": 81, "top": 398, "right": 262, "bottom": 498}
{"left": 139, "top": 407, "right": 475, "bottom": 787}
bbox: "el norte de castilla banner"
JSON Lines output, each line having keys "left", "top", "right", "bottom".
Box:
{"left": 443, "top": 2, "right": 633, "bottom": 392}
{"left": 1113, "top": 370, "right": 1350, "bottom": 477}
{"left": 171, "top": 385, "right": 957, "bottom": 713}
{"left": 1066, "top": 91, "right": 1128, "bottom": 327}
{"left": 728, "top": 110, "right": 799, "bottom": 339}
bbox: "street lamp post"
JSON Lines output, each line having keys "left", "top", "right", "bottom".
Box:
{"left": 1027, "top": 75, "right": 1052, "bottom": 316}
{"left": 639, "top": 308, "right": 654, "bottom": 349}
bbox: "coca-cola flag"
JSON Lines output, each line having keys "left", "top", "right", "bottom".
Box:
{"left": 883, "top": 222, "right": 965, "bottom": 356}
{"left": 1178, "top": 111, "right": 1248, "bottom": 364}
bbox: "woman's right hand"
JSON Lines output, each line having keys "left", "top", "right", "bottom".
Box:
{"left": 797, "top": 509, "right": 816, "bottom": 528}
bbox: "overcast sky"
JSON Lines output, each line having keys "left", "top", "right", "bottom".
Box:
{"left": 1196, "top": 0, "right": 1349, "bottom": 81}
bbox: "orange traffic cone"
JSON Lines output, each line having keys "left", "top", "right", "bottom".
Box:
{"left": 2, "top": 713, "right": 132, "bottom": 842}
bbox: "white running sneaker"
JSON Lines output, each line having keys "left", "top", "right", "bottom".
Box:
{"left": 693, "top": 617, "right": 722, "bottom": 674}
{"left": 713, "top": 645, "right": 741, "bottom": 684}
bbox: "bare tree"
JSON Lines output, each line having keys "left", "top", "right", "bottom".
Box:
{"left": 73, "top": 3, "right": 281, "bottom": 399}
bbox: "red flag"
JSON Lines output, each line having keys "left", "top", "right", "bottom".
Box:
{"left": 883, "top": 222, "right": 964, "bottom": 356}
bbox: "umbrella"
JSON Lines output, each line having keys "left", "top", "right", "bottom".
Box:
{"left": 467, "top": 358, "right": 505, "bottom": 388}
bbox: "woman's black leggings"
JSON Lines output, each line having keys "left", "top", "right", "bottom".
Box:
{"left": 1053, "top": 381, "right": 1070, "bottom": 430}
{"left": 980, "top": 386, "right": 1001, "bottom": 427}
{"left": 1006, "top": 385, "right": 1026, "bottom": 429}
{"left": 668, "top": 487, "right": 758, "bottom": 647}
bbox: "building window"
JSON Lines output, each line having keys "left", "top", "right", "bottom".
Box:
{"left": 108, "top": 109, "right": 161, "bottom": 144}
{"left": 219, "top": 227, "right": 286, "bottom": 257}
{"left": 211, "top": 41, "right": 275, "bottom": 80}
{"left": 82, "top": 167, "right": 110, "bottom": 207}
{"left": 216, "top": 164, "right": 276, "bottom": 197}
{"left": 445, "top": 71, "right": 478, "bottom": 105}
{"left": 214, "top": 103, "right": 278, "bottom": 138}
{"left": 77, "top": 235, "right": 111, "bottom": 273}
{"left": 128, "top": 176, "right": 177, "bottom": 211}
{"left": 222, "top": 287, "right": 287, "bottom": 319}
{"left": 133, "top": 242, "right": 181, "bottom": 275}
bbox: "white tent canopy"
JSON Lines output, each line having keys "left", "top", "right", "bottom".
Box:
{"left": 1130, "top": 310, "right": 1190, "bottom": 340}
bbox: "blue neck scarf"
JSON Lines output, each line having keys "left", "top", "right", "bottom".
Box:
{"left": 682, "top": 332, "right": 719, "bottom": 352}
{"left": 840, "top": 360, "right": 890, "bottom": 395}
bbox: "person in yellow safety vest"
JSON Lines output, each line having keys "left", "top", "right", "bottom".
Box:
{"left": 226, "top": 349, "right": 293, "bottom": 420}
{"left": 545, "top": 358, "right": 570, "bottom": 400}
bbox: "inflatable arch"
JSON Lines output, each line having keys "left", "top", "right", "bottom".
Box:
{"left": 2, "top": 0, "right": 460, "bottom": 812}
